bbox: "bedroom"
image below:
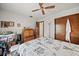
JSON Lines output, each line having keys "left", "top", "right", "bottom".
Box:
{"left": 0, "top": 3, "right": 79, "bottom": 56}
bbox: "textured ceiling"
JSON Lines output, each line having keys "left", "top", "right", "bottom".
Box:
{"left": 0, "top": 3, "right": 79, "bottom": 19}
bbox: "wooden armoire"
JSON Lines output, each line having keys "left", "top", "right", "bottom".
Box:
{"left": 55, "top": 13, "right": 79, "bottom": 45}
{"left": 22, "top": 28, "right": 35, "bottom": 42}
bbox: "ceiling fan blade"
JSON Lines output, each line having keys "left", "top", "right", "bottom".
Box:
{"left": 41, "top": 8, "right": 45, "bottom": 15}
{"left": 39, "top": 3, "right": 45, "bottom": 15}
{"left": 39, "top": 3, "right": 43, "bottom": 8}
{"left": 45, "top": 5, "right": 55, "bottom": 9}
{"left": 32, "top": 9, "right": 40, "bottom": 12}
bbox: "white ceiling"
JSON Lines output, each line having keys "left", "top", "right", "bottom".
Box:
{"left": 0, "top": 3, "right": 79, "bottom": 19}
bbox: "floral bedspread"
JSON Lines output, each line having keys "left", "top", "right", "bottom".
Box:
{"left": 10, "top": 37, "right": 79, "bottom": 56}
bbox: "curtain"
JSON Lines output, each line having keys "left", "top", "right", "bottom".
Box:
{"left": 65, "top": 18, "right": 71, "bottom": 42}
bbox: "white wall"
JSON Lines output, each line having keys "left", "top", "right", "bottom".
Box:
{"left": 0, "top": 6, "right": 79, "bottom": 38}
{"left": 38, "top": 7, "right": 79, "bottom": 39}
{"left": 37, "top": 15, "right": 54, "bottom": 38}
{"left": 53, "top": 7, "right": 79, "bottom": 18}
{"left": 0, "top": 10, "right": 36, "bottom": 34}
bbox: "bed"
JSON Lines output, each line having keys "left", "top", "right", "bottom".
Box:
{"left": 10, "top": 37, "right": 79, "bottom": 56}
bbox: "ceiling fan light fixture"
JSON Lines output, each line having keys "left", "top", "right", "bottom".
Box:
{"left": 32, "top": 3, "right": 55, "bottom": 15}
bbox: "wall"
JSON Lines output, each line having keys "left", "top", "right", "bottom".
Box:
{"left": 0, "top": 6, "right": 79, "bottom": 38}
{"left": 37, "top": 15, "right": 54, "bottom": 38}
{"left": 0, "top": 9, "right": 36, "bottom": 34}
{"left": 38, "top": 7, "right": 79, "bottom": 39}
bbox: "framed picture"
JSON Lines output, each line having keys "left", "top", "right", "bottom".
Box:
{"left": 0, "top": 21, "right": 14, "bottom": 28}
{"left": 9, "top": 21, "right": 14, "bottom": 27}
{"left": 17, "top": 23, "right": 21, "bottom": 27}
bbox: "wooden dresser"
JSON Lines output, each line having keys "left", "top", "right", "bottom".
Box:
{"left": 22, "top": 28, "right": 35, "bottom": 42}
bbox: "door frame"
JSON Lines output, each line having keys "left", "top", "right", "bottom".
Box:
{"left": 36, "top": 21, "right": 44, "bottom": 37}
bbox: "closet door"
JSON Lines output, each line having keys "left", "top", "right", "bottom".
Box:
{"left": 55, "top": 17, "right": 67, "bottom": 41}
{"left": 69, "top": 14, "right": 79, "bottom": 44}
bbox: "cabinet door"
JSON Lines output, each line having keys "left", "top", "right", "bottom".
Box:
{"left": 69, "top": 14, "right": 79, "bottom": 44}
{"left": 24, "top": 30, "right": 29, "bottom": 37}
{"left": 69, "top": 14, "right": 79, "bottom": 34}
{"left": 29, "top": 30, "right": 34, "bottom": 36}
{"left": 55, "top": 17, "right": 67, "bottom": 41}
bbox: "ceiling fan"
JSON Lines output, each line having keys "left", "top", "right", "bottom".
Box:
{"left": 32, "top": 3, "right": 55, "bottom": 15}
